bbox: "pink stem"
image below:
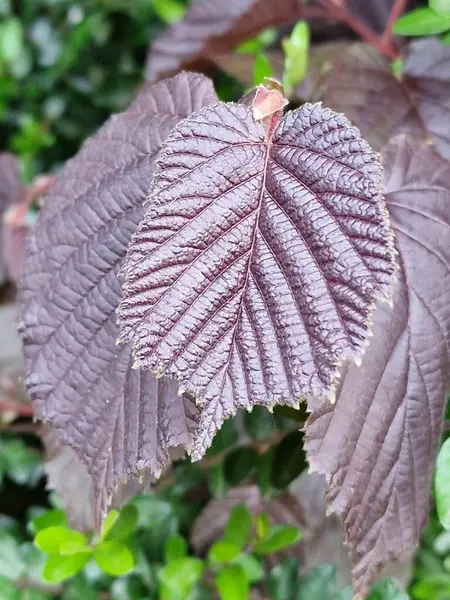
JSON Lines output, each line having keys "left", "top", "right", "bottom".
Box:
{"left": 379, "top": 0, "right": 407, "bottom": 53}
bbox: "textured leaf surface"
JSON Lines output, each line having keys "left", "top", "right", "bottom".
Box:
{"left": 324, "top": 40, "right": 450, "bottom": 158}
{"left": 145, "top": 0, "right": 303, "bottom": 81}
{"left": 305, "top": 137, "right": 450, "bottom": 599}
{"left": 118, "top": 100, "right": 395, "bottom": 459}
{"left": 19, "top": 73, "right": 217, "bottom": 527}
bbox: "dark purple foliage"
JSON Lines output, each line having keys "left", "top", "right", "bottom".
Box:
{"left": 19, "top": 73, "right": 217, "bottom": 526}
{"left": 305, "top": 136, "right": 450, "bottom": 599}
{"left": 118, "top": 91, "right": 396, "bottom": 459}
{"left": 324, "top": 39, "right": 450, "bottom": 158}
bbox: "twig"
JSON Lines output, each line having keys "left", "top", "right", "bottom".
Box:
{"left": 0, "top": 398, "right": 34, "bottom": 417}
{"left": 379, "top": 0, "right": 407, "bottom": 54}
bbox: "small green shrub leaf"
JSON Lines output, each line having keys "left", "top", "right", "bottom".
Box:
{"left": 254, "top": 513, "right": 270, "bottom": 540}
{"left": 268, "top": 556, "right": 299, "bottom": 600}
{"left": 29, "top": 510, "right": 66, "bottom": 535}
{"left": 159, "top": 557, "right": 204, "bottom": 600}
{"left": 253, "top": 525, "right": 301, "bottom": 555}
{"left": 164, "top": 535, "right": 187, "bottom": 563}
{"left": 224, "top": 448, "right": 258, "bottom": 487}
{"left": 282, "top": 20, "right": 309, "bottom": 94}
{"left": 393, "top": 7, "right": 450, "bottom": 35}
{"left": 103, "top": 505, "right": 138, "bottom": 542}
{"left": 243, "top": 407, "right": 275, "bottom": 441}
{"left": 435, "top": 437, "right": 450, "bottom": 529}
{"left": 297, "top": 564, "right": 336, "bottom": 599}
{"left": 430, "top": 0, "right": 450, "bottom": 15}
{"left": 234, "top": 553, "right": 263, "bottom": 585}
{"left": 271, "top": 431, "right": 307, "bottom": 489}
{"left": 94, "top": 541, "right": 135, "bottom": 576}
{"left": 366, "top": 578, "right": 410, "bottom": 599}
{"left": 43, "top": 553, "right": 90, "bottom": 583}
{"left": 209, "top": 541, "right": 241, "bottom": 564}
{"left": 35, "top": 527, "right": 87, "bottom": 555}
{"left": 216, "top": 564, "right": 249, "bottom": 600}
{"left": 224, "top": 505, "right": 251, "bottom": 550}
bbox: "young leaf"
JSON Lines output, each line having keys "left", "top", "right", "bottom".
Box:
{"left": 435, "top": 438, "right": 450, "bottom": 530}
{"left": 282, "top": 20, "right": 309, "bottom": 95}
{"left": 252, "top": 524, "right": 301, "bottom": 554}
{"left": 19, "top": 73, "right": 217, "bottom": 529}
{"left": 118, "top": 97, "right": 395, "bottom": 458}
{"left": 324, "top": 40, "right": 450, "bottom": 159}
{"left": 43, "top": 553, "right": 90, "bottom": 583}
{"left": 224, "top": 504, "right": 251, "bottom": 549}
{"left": 29, "top": 509, "right": 67, "bottom": 535}
{"left": 209, "top": 540, "right": 241, "bottom": 563}
{"left": 216, "top": 564, "right": 249, "bottom": 600}
{"left": 393, "top": 7, "right": 450, "bottom": 36}
{"left": 145, "top": 0, "right": 304, "bottom": 81}
{"left": 306, "top": 137, "right": 450, "bottom": 599}
{"left": 253, "top": 53, "right": 274, "bottom": 86}
{"left": 35, "top": 527, "right": 87, "bottom": 555}
{"left": 254, "top": 513, "right": 270, "bottom": 540}
{"left": 94, "top": 540, "right": 135, "bottom": 576}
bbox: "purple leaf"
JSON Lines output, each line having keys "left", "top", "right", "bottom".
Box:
{"left": 324, "top": 40, "right": 450, "bottom": 158}
{"left": 0, "top": 153, "right": 23, "bottom": 284}
{"left": 145, "top": 0, "right": 303, "bottom": 81}
{"left": 118, "top": 96, "right": 396, "bottom": 460}
{"left": 305, "top": 137, "right": 450, "bottom": 599}
{"left": 19, "top": 73, "right": 217, "bottom": 527}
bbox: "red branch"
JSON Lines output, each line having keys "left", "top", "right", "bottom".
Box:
{"left": 304, "top": 0, "right": 401, "bottom": 61}
{"left": 0, "top": 398, "right": 34, "bottom": 417}
{"left": 379, "top": 0, "right": 407, "bottom": 54}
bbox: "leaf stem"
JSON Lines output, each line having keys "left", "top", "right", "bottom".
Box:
{"left": 379, "top": 0, "right": 407, "bottom": 54}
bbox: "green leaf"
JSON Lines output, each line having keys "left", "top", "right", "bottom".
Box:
{"left": 0, "top": 18, "right": 23, "bottom": 63}
{"left": 268, "top": 556, "right": 299, "bottom": 600}
{"left": 254, "top": 513, "right": 270, "bottom": 540}
{"left": 366, "top": 578, "right": 410, "bottom": 599}
{"left": 62, "top": 574, "right": 100, "bottom": 600}
{"left": 0, "top": 576, "right": 20, "bottom": 600}
{"left": 34, "top": 527, "right": 87, "bottom": 555}
{"left": 236, "top": 28, "right": 277, "bottom": 55}
{"left": 256, "top": 448, "right": 275, "bottom": 497}
{"left": 393, "top": 7, "right": 450, "bottom": 35}
{"left": 103, "top": 505, "right": 138, "bottom": 542}
{"left": 43, "top": 553, "right": 90, "bottom": 583}
{"left": 234, "top": 553, "right": 263, "bottom": 585}
{"left": 2, "top": 438, "right": 42, "bottom": 487}
{"left": 271, "top": 431, "right": 307, "bottom": 489}
{"left": 253, "top": 54, "right": 274, "bottom": 86}
{"left": 164, "top": 535, "right": 187, "bottom": 563}
{"left": 207, "top": 418, "right": 238, "bottom": 457}
{"left": 216, "top": 564, "right": 249, "bottom": 600}
{"left": 153, "top": 0, "right": 185, "bottom": 23}
{"left": 224, "top": 505, "right": 251, "bottom": 550}
{"left": 435, "top": 437, "right": 450, "bottom": 529}
{"left": 132, "top": 495, "right": 178, "bottom": 560}
{"left": 224, "top": 447, "right": 258, "bottom": 487}
{"left": 442, "top": 30, "right": 450, "bottom": 43}
{"left": 335, "top": 587, "right": 352, "bottom": 600}
{"left": 29, "top": 510, "right": 66, "bottom": 535}
{"left": 253, "top": 525, "right": 301, "bottom": 555}
{"left": 282, "top": 20, "right": 310, "bottom": 95}
{"left": 209, "top": 541, "right": 241, "bottom": 564}
{"left": 430, "top": 0, "right": 450, "bottom": 15}
{"left": 20, "top": 543, "right": 47, "bottom": 586}
{"left": 297, "top": 564, "right": 336, "bottom": 599}
{"left": 208, "top": 463, "right": 229, "bottom": 498}
{"left": 159, "top": 557, "right": 204, "bottom": 600}
{"left": 0, "top": 533, "right": 26, "bottom": 580}
{"left": 244, "top": 407, "right": 275, "bottom": 441}
{"left": 94, "top": 541, "right": 135, "bottom": 576}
